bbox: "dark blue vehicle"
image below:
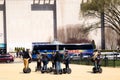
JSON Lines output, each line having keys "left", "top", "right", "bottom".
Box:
{"left": 32, "top": 43, "right": 94, "bottom": 60}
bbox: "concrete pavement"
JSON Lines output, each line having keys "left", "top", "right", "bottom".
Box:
{"left": 0, "top": 58, "right": 120, "bottom": 80}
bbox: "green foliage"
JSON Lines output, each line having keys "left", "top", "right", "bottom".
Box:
{"left": 70, "top": 59, "right": 120, "bottom": 67}
{"left": 14, "top": 47, "right": 25, "bottom": 52}
{"left": 81, "top": 0, "right": 120, "bottom": 13}
{"left": 100, "top": 50, "right": 120, "bottom": 52}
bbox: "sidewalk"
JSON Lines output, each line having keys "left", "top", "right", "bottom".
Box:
{"left": 0, "top": 58, "right": 120, "bottom": 80}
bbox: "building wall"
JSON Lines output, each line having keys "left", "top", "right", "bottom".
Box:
{"left": 6, "top": 0, "right": 55, "bottom": 51}
{"left": 0, "top": 0, "right": 100, "bottom": 52}
{"left": 0, "top": 0, "right": 4, "bottom": 44}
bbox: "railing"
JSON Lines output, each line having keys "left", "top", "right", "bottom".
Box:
{"left": 70, "top": 52, "right": 120, "bottom": 67}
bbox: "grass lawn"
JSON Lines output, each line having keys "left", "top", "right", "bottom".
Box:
{"left": 70, "top": 59, "right": 120, "bottom": 67}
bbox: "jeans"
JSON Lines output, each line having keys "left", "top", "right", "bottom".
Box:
{"left": 56, "top": 61, "right": 61, "bottom": 73}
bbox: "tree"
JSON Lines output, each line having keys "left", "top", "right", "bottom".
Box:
{"left": 57, "top": 24, "right": 91, "bottom": 43}
{"left": 105, "top": 4, "right": 120, "bottom": 35}
{"left": 81, "top": 0, "right": 120, "bottom": 49}
{"left": 105, "top": 28, "right": 118, "bottom": 49}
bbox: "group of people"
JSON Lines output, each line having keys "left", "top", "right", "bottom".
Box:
{"left": 36, "top": 50, "right": 71, "bottom": 73}
{"left": 21, "top": 48, "right": 102, "bottom": 73}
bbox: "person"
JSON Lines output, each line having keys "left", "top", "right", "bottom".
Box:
{"left": 41, "top": 53, "right": 49, "bottom": 70}
{"left": 22, "top": 49, "right": 32, "bottom": 69}
{"left": 19, "top": 50, "right": 23, "bottom": 58}
{"left": 54, "top": 50, "right": 62, "bottom": 74}
{"left": 117, "top": 47, "right": 120, "bottom": 53}
{"left": 92, "top": 49, "right": 101, "bottom": 69}
{"left": 36, "top": 51, "right": 42, "bottom": 70}
{"left": 63, "top": 51, "right": 70, "bottom": 69}
{"left": 51, "top": 52, "right": 56, "bottom": 69}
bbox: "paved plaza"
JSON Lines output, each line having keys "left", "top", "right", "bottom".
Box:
{"left": 0, "top": 58, "right": 120, "bottom": 80}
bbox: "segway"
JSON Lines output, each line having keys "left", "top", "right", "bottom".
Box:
{"left": 23, "top": 59, "right": 32, "bottom": 73}
{"left": 54, "top": 69, "right": 62, "bottom": 74}
{"left": 35, "top": 58, "right": 42, "bottom": 72}
{"left": 41, "top": 67, "right": 50, "bottom": 73}
{"left": 63, "top": 68, "right": 72, "bottom": 74}
{"left": 23, "top": 67, "right": 31, "bottom": 73}
{"left": 47, "top": 67, "right": 54, "bottom": 73}
{"left": 92, "top": 66, "right": 102, "bottom": 73}
{"left": 35, "top": 66, "right": 41, "bottom": 72}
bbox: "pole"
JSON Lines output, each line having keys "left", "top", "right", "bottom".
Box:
{"left": 101, "top": 12, "right": 105, "bottom": 50}
{"left": 53, "top": 0, "right": 57, "bottom": 40}
{"left": 3, "top": 0, "right": 7, "bottom": 53}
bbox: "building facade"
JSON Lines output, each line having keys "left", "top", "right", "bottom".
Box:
{"left": 0, "top": 0, "right": 100, "bottom": 52}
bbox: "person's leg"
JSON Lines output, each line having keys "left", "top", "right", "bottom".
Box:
{"left": 24, "top": 59, "right": 28, "bottom": 69}
{"left": 52, "top": 62, "right": 54, "bottom": 68}
{"left": 45, "top": 64, "right": 47, "bottom": 70}
{"left": 26, "top": 59, "right": 29, "bottom": 68}
{"left": 39, "top": 61, "right": 41, "bottom": 69}
{"left": 56, "top": 61, "right": 59, "bottom": 73}
{"left": 43, "top": 63, "right": 45, "bottom": 70}
{"left": 94, "top": 61, "right": 97, "bottom": 69}
{"left": 54, "top": 61, "right": 56, "bottom": 69}
{"left": 66, "top": 62, "right": 69, "bottom": 69}
{"left": 58, "top": 61, "right": 61, "bottom": 70}
{"left": 37, "top": 61, "right": 39, "bottom": 68}
{"left": 97, "top": 60, "right": 101, "bottom": 69}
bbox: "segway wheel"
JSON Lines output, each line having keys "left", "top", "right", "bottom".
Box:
{"left": 63, "top": 68, "right": 66, "bottom": 74}
{"left": 27, "top": 68, "right": 31, "bottom": 73}
{"left": 59, "top": 69, "right": 62, "bottom": 74}
{"left": 41, "top": 69, "right": 45, "bottom": 73}
{"left": 49, "top": 67, "right": 53, "bottom": 72}
{"left": 23, "top": 68, "right": 31, "bottom": 73}
{"left": 92, "top": 67, "right": 96, "bottom": 73}
{"left": 67, "top": 68, "right": 72, "bottom": 74}
{"left": 41, "top": 68, "right": 45, "bottom": 73}
{"left": 53, "top": 69, "right": 57, "bottom": 74}
{"left": 23, "top": 68, "right": 27, "bottom": 73}
{"left": 46, "top": 68, "right": 50, "bottom": 73}
{"left": 99, "top": 68, "right": 102, "bottom": 73}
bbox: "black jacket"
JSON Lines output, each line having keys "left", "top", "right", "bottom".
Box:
{"left": 23, "top": 51, "right": 30, "bottom": 59}
{"left": 54, "top": 53, "right": 62, "bottom": 62}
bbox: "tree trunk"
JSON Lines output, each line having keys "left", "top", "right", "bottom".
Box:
{"left": 101, "top": 12, "right": 105, "bottom": 50}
